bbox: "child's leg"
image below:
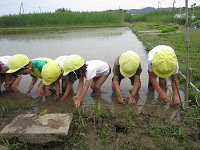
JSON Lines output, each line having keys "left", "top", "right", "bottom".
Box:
{"left": 91, "top": 75, "right": 109, "bottom": 94}
{"left": 5, "top": 74, "right": 21, "bottom": 92}
{"left": 11, "top": 75, "right": 22, "bottom": 92}
{"left": 44, "top": 88, "right": 52, "bottom": 96}
{"left": 43, "top": 83, "right": 55, "bottom": 96}
{"left": 90, "top": 77, "right": 97, "bottom": 90}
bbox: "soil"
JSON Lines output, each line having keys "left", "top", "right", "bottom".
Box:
{"left": 0, "top": 91, "right": 199, "bottom": 149}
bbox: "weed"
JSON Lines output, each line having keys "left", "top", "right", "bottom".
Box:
{"left": 40, "top": 108, "right": 48, "bottom": 116}
{"left": 76, "top": 107, "right": 85, "bottom": 127}
{"left": 0, "top": 135, "right": 29, "bottom": 150}
{"left": 1, "top": 100, "right": 19, "bottom": 113}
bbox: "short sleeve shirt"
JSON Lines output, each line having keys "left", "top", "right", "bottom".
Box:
{"left": 30, "top": 57, "right": 55, "bottom": 78}
{"left": 85, "top": 60, "right": 110, "bottom": 80}
{"left": 112, "top": 55, "right": 142, "bottom": 77}
{"left": 0, "top": 56, "right": 11, "bottom": 73}
{"left": 54, "top": 55, "right": 68, "bottom": 72}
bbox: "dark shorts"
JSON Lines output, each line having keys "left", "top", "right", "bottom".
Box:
{"left": 112, "top": 73, "right": 135, "bottom": 85}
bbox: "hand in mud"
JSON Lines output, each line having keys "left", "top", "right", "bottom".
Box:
{"left": 172, "top": 94, "right": 180, "bottom": 105}
{"left": 73, "top": 95, "right": 79, "bottom": 102}
{"left": 37, "top": 87, "right": 44, "bottom": 98}
{"left": 117, "top": 97, "right": 124, "bottom": 104}
{"left": 74, "top": 99, "right": 81, "bottom": 107}
{"left": 128, "top": 96, "right": 136, "bottom": 105}
{"left": 55, "top": 94, "right": 59, "bottom": 99}
{"left": 159, "top": 92, "right": 170, "bottom": 103}
{"left": 60, "top": 96, "right": 65, "bottom": 101}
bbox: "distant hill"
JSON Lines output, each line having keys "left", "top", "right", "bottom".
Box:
{"left": 127, "top": 7, "right": 173, "bottom": 14}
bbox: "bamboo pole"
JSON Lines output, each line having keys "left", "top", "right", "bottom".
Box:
{"left": 185, "top": 0, "right": 189, "bottom": 107}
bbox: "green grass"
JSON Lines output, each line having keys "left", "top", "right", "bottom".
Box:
{"left": 0, "top": 11, "right": 124, "bottom": 28}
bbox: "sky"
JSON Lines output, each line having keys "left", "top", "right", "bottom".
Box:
{"left": 0, "top": 0, "right": 199, "bottom": 16}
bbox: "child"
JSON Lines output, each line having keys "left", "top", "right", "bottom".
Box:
{"left": 0, "top": 56, "right": 22, "bottom": 92}
{"left": 7, "top": 54, "right": 62, "bottom": 98}
{"left": 63, "top": 55, "right": 110, "bottom": 107}
{"left": 53, "top": 55, "right": 75, "bottom": 101}
{"left": 111, "top": 51, "right": 142, "bottom": 105}
{"left": 60, "top": 55, "right": 85, "bottom": 101}
{"left": 147, "top": 45, "right": 180, "bottom": 105}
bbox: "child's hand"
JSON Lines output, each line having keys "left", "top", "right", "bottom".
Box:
{"left": 73, "top": 95, "right": 79, "bottom": 101}
{"left": 128, "top": 96, "right": 136, "bottom": 105}
{"left": 56, "top": 94, "right": 59, "bottom": 99}
{"left": 172, "top": 95, "right": 180, "bottom": 105}
{"left": 60, "top": 96, "right": 65, "bottom": 101}
{"left": 74, "top": 99, "right": 81, "bottom": 107}
{"left": 117, "top": 97, "right": 124, "bottom": 104}
{"left": 37, "top": 86, "right": 43, "bottom": 98}
{"left": 159, "top": 92, "right": 170, "bottom": 103}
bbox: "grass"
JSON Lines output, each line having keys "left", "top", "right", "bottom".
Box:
{"left": 0, "top": 11, "right": 124, "bottom": 28}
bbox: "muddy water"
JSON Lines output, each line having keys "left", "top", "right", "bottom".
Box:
{"left": 0, "top": 27, "right": 183, "bottom": 122}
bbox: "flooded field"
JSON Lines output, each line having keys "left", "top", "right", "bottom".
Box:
{"left": 0, "top": 27, "right": 183, "bottom": 122}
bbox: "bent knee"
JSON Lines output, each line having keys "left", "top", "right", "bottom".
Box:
{"left": 44, "top": 88, "right": 52, "bottom": 96}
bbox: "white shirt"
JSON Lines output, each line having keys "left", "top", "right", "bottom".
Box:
{"left": 147, "top": 45, "right": 178, "bottom": 75}
{"left": 0, "top": 56, "right": 11, "bottom": 73}
{"left": 54, "top": 55, "right": 68, "bottom": 72}
{"left": 85, "top": 60, "right": 110, "bottom": 80}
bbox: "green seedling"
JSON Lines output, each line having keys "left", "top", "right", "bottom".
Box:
{"left": 40, "top": 108, "right": 48, "bottom": 116}
{"left": 114, "top": 91, "right": 120, "bottom": 98}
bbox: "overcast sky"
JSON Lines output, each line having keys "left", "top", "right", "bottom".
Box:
{"left": 0, "top": 0, "right": 199, "bottom": 16}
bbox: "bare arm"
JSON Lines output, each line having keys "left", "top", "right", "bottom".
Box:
{"left": 74, "top": 79, "right": 91, "bottom": 107}
{"left": 55, "top": 79, "right": 60, "bottom": 99}
{"left": 26, "top": 77, "right": 38, "bottom": 94}
{"left": 38, "top": 82, "right": 45, "bottom": 98}
{"left": 112, "top": 75, "right": 124, "bottom": 103}
{"left": 60, "top": 79, "right": 73, "bottom": 101}
{"left": 129, "top": 75, "right": 141, "bottom": 105}
{"left": 149, "top": 72, "right": 170, "bottom": 103}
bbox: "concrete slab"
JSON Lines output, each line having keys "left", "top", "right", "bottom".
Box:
{"left": 0, "top": 113, "right": 73, "bottom": 144}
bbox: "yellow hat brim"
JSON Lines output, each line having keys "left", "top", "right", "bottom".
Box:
{"left": 120, "top": 67, "right": 135, "bottom": 78}
{"left": 152, "top": 66, "right": 175, "bottom": 78}
{"left": 7, "top": 68, "right": 20, "bottom": 73}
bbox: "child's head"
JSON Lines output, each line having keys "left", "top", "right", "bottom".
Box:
{"left": 68, "top": 64, "right": 87, "bottom": 83}
{"left": 7, "top": 54, "right": 30, "bottom": 74}
{"left": 41, "top": 62, "right": 62, "bottom": 85}
{"left": 119, "top": 51, "right": 140, "bottom": 78}
{"left": 63, "top": 55, "right": 84, "bottom": 76}
{"left": 152, "top": 47, "right": 177, "bottom": 78}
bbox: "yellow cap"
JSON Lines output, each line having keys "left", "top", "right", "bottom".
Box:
{"left": 152, "top": 49, "right": 177, "bottom": 78}
{"left": 41, "top": 62, "right": 61, "bottom": 85}
{"left": 119, "top": 51, "right": 140, "bottom": 78}
{"left": 7, "top": 54, "right": 29, "bottom": 73}
{"left": 63, "top": 55, "right": 84, "bottom": 76}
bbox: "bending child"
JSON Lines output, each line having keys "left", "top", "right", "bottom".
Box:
{"left": 111, "top": 51, "right": 142, "bottom": 105}
{"left": 63, "top": 55, "right": 110, "bottom": 107}
{"left": 0, "top": 56, "right": 22, "bottom": 92}
{"left": 147, "top": 45, "right": 180, "bottom": 105}
{"left": 7, "top": 54, "right": 62, "bottom": 98}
